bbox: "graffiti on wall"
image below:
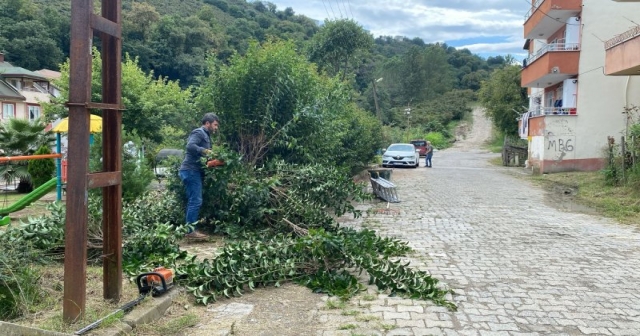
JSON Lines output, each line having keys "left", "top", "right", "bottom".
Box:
{"left": 547, "top": 138, "right": 574, "bottom": 152}
{"left": 546, "top": 136, "right": 576, "bottom": 161}
{"left": 543, "top": 116, "right": 576, "bottom": 162}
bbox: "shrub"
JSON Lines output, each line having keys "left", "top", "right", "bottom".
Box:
{"left": 89, "top": 133, "right": 155, "bottom": 202}
{"left": 27, "top": 145, "right": 56, "bottom": 189}
{"left": 425, "top": 132, "right": 447, "bottom": 149}
{"left": 196, "top": 39, "right": 382, "bottom": 173}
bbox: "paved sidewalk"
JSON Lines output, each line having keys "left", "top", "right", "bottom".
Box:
{"left": 335, "top": 148, "right": 640, "bottom": 336}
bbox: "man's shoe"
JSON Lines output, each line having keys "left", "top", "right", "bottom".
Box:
{"left": 185, "top": 230, "right": 209, "bottom": 240}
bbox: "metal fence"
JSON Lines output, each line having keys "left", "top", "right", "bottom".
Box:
{"left": 605, "top": 26, "right": 640, "bottom": 50}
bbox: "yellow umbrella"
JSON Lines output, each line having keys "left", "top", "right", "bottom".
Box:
{"left": 52, "top": 114, "right": 102, "bottom": 133}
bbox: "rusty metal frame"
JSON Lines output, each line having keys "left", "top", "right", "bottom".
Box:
{"left": 64, "top": 0, "right": 123, "bottom": 322}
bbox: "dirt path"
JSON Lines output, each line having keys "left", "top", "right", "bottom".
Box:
{"left": 451, "top": 106, "right": 492, "bottom": 151}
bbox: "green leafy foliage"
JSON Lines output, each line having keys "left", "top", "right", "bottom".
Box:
{"left": 308, "top": 19, "right": 374, "bottom": 80}
{"left": 88, "top": 133, "right": 155, "bottom": 202}
{"left": 43, "top": 49, "right": 194, "bottom": 144}
{"left": 0, "top": 118, "right": 54, "bottom": 192}
{"left": 0, "top": 202, "right": 65, "bottom": 252}
{"left": 167, "top": 144, "right": 371, "bottom": 237}
{"left": 27, "top": 145, "right": 55, "bottom": 188}
{"left": 425, "top": 132, "right": 448, "bottom": 149}
{"left": 479, "top": 65, "right": 527, "bottom": 137}
{"left": 177, "top": 228, "right": 454, "bottom": 309}
{"left": 197, "top": 39, "right": 382, "bottom": 172}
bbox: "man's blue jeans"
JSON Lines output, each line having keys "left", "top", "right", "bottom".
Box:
{"left": 426, "top": 153, "right": 433, "bottom": 167}
{"left": 179, "top": 170, "right": 203, "bottom": 230}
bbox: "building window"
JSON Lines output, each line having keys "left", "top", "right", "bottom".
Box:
{"left": 9, "top": 79, "right": 21, "bottom": 90}
{"left": 28, "top": 105, "right": 41, "bottom": 121}
{"left": 2, "top": 103, "right": 15, "bottom": 119}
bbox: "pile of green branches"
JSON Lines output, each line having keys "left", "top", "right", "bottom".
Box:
{"left": 0, "top": 153, "right": 456, "bottom": 312}
{"left": 178, "top": 228, "right": 455, "bottom": 309}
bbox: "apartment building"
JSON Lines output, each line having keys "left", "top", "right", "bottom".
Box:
{"left": 0, "top": 52, "right": 58, "bottom": 123}
{"left": 605, "top": 1, "right": 640, "bottom": 76}
{"left": 519, "top": 0, "right": 640, "bottom": 173}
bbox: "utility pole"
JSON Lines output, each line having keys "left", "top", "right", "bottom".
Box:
{"left": 405, "top": 98, "right": 412, "bottom": 130}
{"left": 372, "top": 77, "right": 383, "bottom": 121}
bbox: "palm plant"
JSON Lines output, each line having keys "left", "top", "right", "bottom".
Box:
{"left": 0, "top": 118, "right": 54, "bottom": 193}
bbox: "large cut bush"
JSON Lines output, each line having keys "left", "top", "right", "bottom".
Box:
{"left": 196, "top": 39, "right": 382, "bottom": 172}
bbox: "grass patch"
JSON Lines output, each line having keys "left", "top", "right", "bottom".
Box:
{"left": 484, "top": 133, "right": 504, "bottom": 153}
{"left": 135, "top": 313, "right": 199, "bottom": 335}
{"left": 11, "top": 265, "right": 142, "bottom": 334}
{"left": 338, "top": 323, "right": 358, "bottom": 330}
{"left": 379, "top": 322, "right": 396, "bottom": 331}
{"left": 325, "top": 299, "right": 347, "bottom": 310}
{"left": 529, "top": 171, "right": 640, "bottom": 224}
{"left": 341, "top": 309, "right": 360, "bottom": 316}
{"left": 360, "top": 293, "right": 376, "bottom": 301}
{"left": 488, "top": 156, "right": 503, "bottom": 166}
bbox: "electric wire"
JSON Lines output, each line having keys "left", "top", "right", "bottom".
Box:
{"left": 339, "top": 0, "right": 351, "bottom": 20}
{"left": 326, "top": 0, "right": 337, "bottom": 19}
{"left": 320, "top": 0, "right": 332, "bottom": 20}
{"left": 346, "top": 0, "right": 355, "bottom": 19}
{"left": 333, "top": 0, "right": 344, "bottom": 18}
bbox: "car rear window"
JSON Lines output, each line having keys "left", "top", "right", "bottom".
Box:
{"left": 387, "top": 144, "right": 414, "bottom": 152}
{"left": 411, "top": 141, "right": 426, "bottom": 146}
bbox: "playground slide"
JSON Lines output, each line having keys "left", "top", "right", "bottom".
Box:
{"left": 0, "top": 178, "right": 58, "bottom": 219}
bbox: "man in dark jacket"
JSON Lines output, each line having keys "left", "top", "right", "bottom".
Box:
{"left": 179, "top": 113, "right": 219, "bottom": 239}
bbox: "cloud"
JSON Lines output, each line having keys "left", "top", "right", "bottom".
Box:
{"left": 264, "top": 0, "right": 530, "bottom": 56}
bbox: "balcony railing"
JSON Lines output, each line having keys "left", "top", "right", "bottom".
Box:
{"left": 605, "top": 25, "right": 640, "bottom": 50}
{"left": 524, "top": 39, "right": 580, "bottom": 67}
{"left": 525, "top": 0, "right": 545, "bottom": 21}
{"left": 529, "top": 106, "right": 577, "bottom": 116}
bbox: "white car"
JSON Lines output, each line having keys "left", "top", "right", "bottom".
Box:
{"left": 382, "top": 143, "right": 419, "bottom": 168}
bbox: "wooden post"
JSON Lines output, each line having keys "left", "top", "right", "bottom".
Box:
{"left": 621, "top": 136, "right": 626, "bottom": 182}
{"left": 64, "top": 0, "right": 123, "bottom": 322}
{"left": 633, "top": 136, "right": 637, "bottom": 168}
{"left": 101, "top": 0, "right": 123, "bottom": 301}
{"left": 63, "top": 0, "right": 93, "bottom": 322}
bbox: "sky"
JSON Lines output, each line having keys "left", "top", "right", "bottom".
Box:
{"left": 265, "top": 0, "right": 531, "bottom": 59}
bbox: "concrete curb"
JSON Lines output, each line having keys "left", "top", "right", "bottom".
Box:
{"left": 0, "top": 288, "right": 182, "bottom": 336}
{"left": 98, "top": 288, "right": 182, "bottom": 336}
{"left": 0, "top": 322, "right": 69, "bottom": 336}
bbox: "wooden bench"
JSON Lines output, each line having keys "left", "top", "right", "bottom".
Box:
{"left": 370, "top": 177, "right": 399, "bottom": 203}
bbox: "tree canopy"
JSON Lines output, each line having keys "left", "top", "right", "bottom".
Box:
{"left": 478, "top": 65, "right": 528, "bottom": 137}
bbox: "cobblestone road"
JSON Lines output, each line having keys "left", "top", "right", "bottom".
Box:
{"left": 183, "top": 109, "right": 640, "bottom": 336}
{"left": 331, "top": 147, "right": 640, "bottom": 336}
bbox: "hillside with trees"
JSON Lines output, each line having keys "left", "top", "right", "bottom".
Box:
{"left": 1, "top": 0, "right": 510, "bottom": 149}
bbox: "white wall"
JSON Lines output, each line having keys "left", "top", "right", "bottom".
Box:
{"left": 574, "top": 0, "right": 640, "bottom": 160}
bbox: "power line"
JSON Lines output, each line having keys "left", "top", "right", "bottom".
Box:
{"left": 578, "top": 66, "right": 604, "bottom": 76}
{"left": 622, "top": 16, "right": 640, "bottom": 26}
{"left": 333, "top": 0, "right": 343, "bottom": 18}
{"left": 319, "top": 0, "right": 332, "bottom": 20}
{"left": 346, "top": 0, "right": 355, "bottom": 19}
{"left": 326, "top": 0, "right": 337, "bottom": 19}
{"left": 339, "top": 0, "right": 351, "bottom": 20}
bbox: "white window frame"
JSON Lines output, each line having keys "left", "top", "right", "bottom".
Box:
{"left": 28, "top": 104, "right": 41, "bottom": 121}
{"left": 2, "top": 103, "right": 15, "bottom": 119}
